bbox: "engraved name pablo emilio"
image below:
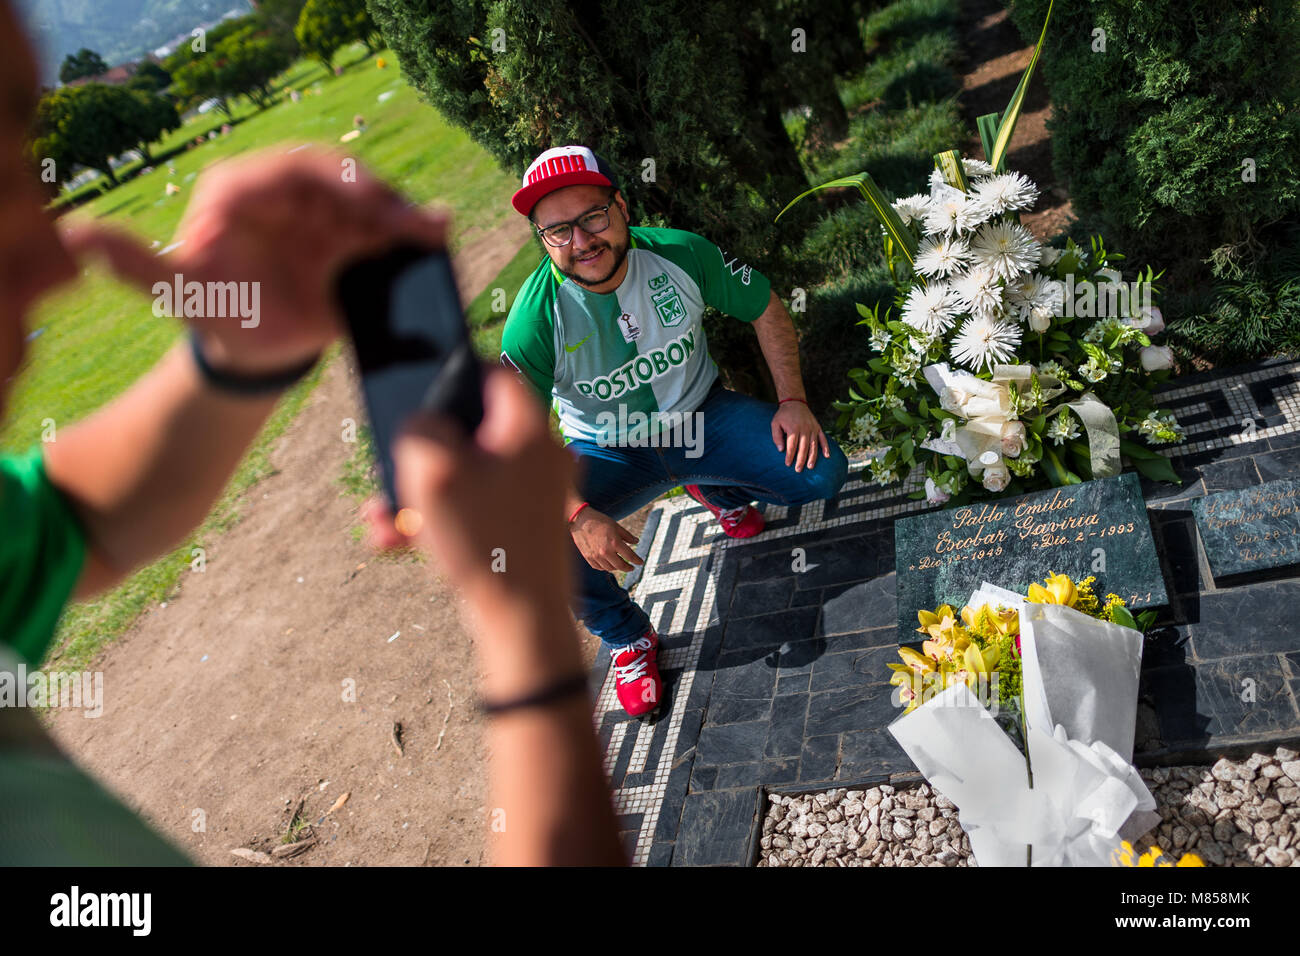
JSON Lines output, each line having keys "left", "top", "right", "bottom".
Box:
{"left": 917, "top": 490, "right": 1132, "bottom": 571}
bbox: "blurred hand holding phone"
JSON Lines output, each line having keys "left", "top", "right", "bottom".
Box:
{"left": 336, "top": 245, "right": 485, "bottom": 509}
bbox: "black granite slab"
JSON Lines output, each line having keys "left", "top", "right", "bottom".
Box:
{"left": 1192, "top": 478, "right": 1300, "bottom": 578}
{"left": 893, "top": 471, "right": 1167, "bottom": 639}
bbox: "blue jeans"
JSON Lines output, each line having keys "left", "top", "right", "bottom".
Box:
{"left": 568, "top": 383, "right": 849, "bottom": 648}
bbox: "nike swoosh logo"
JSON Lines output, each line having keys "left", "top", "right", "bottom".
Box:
{"left": 565, "top": 333, "right": 592, "bottom": 353}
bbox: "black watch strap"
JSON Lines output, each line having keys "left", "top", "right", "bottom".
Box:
{"left": 478, "top": 674, "right": 591, "bottom": 716}
{"left": 189, "top": 332, "right": 320, "bottom": 396}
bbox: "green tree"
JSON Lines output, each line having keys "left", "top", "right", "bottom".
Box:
{"left": 257, "top": 0, "right": 311, "bottom": 42}
{"left": 369, "top": 0, "right": 813, "bottom": 394}
{"left": 58, "top": 48, "right": 109, "bottom": 84}
{"left": 123, "top": 89, "right": 181, "bottom": 163}
{"left": 168, "top": 18, "right": 294, "bottom": 115}
{"left": 1007, "top": 0, "right": 1300, "bottom": 287}
{"left": 30, "top": 84, "right": 164, "bottom": 186}
{"left": 126, "top": 61, "right": 172, "bottom": 94}
{"left": 296, "top": 0, "right": 381, "bottom": 70}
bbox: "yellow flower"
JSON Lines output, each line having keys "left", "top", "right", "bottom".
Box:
{"left": 917, "top": 605, "right": 961, "bottom": 640}
{"left": 892, "top": 646, "right": 935, "bottom": 674}
{"left": 1111, "top": 840, "right": 1204, "bottom": 867}
{"left": 1027, "top": 572, "right": 1077, "bottom": 607}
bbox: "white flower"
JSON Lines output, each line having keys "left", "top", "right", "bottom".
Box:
{"left": 893, "top": 350, "right": 921, "bottom": 388}
{"left": 849, "top": 414, "right": 880, "bottom": 444}
{"left": 925, "top": 476, "right": 951, "bottom": 505}
{"left": 1038, "top": 360, "right": 1069, "bottom": 381}
{"left": 970, "top": 221, "right": 1042, "bottom": 282}
{"left": 882, "top": 392, "right": 905, "bottom": 410}
{"left": 1140, "top": 345, "right": 1174, "bottom": 371}
{"left": 870, "top": 458, "right": 900, "bottom": 486}
{"left": 982, "top": 460, "right": 1011, "bottom": 492}
{"left": 950, "top": 316, "right": 1022, "bottom": 372}
{"left": 901, "top": 282, "right": 960, "bottom": 335}
{"left": 1048, "top": 411, "right": 1081, "bottom": 445}
{"left": 940, "top": 417, "right": 958, "bottom": 443}
{"left": 869, "top": 328, "right": 891, "bottom": 352}
{"left": 953, "top": 265, "right": 1005, "bottom": 321}
{"left": 962, "top": 158, "right": 996, "bottom": 180}
{"left": 1001, "top": 421, "right": 1027, "bottom": 458}
{"left": 1006, "top": 273, "right": 1063, "bottom": 329}
{"left": 1138, "top": 410, "right": 1185, "bottom": 445}
{"left": 922, "top": 193, "right": 981, "bottom": 237}
{"left": 1039, "top": 247, "right": 1061, "bottom": 268}
{"left": 1078, "top": 359, "right": 1108, "bottom": 383}
{"left": 891, "top": 193, "right": 932, "bottom": 227}
{"left": 928, "top": 167, "right": 947, "bottom": 192}
{"left": 969, "top": 171, "right": 1039, "bottom": 218}
{"left": 914, "top": 234, "right": 971, "bottom": 278}
{"left": 1126, "top": 305, "right": 1165, "bottom": 336}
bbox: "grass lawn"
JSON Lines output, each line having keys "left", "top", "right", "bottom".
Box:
{"left": 7, "top": 43, "right": 520, "bottom": 666}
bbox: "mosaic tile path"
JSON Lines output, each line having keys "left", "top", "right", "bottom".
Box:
{"left": 588, "top": 357, "right": 1300, "bottom": 866}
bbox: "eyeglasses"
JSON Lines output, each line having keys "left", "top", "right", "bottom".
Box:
{"left": 536, "top": 203, "right": 614, "bottom": 247}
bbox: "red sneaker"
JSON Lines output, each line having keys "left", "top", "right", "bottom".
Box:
{"left": 684, "top": 484, "right": 766, "bottom": 538}
{"left": 610, "top": 630, "right": 663, "bottom": 719}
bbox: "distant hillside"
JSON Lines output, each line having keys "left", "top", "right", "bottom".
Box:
{"left": 14, "top": 0, "right": 255, "bottom": 83}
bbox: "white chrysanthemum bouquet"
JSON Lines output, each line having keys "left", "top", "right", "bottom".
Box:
{"left": 778, "top": 3, "right": 1184, "bottom": 503}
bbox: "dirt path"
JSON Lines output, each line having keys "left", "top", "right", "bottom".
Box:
{"left": 957, "top": 0, "right": 1071, "bottom": 240}
{"left": 42, "top": 213, "right": 589, "bottom": 868}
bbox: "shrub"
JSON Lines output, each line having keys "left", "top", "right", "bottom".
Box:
{"left": 1006, "top": 0, "right": 1300, "bottom": 310}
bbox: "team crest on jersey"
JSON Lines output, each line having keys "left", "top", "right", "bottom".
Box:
{"left": 648, "top": 272, "right": 686, "bottom": 328}
{"left": 617, "top": 311, "right": 641, "bottom": 342}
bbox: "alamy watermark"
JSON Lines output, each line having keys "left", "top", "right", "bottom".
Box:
{"left": 594, "top": 405, "right": 705, "bottom": 458}
{"left": 152, "top": 274, "right": 260, "bottom": 328}
{"left": 0, "top": 664, "right": 104, "bottom": 717}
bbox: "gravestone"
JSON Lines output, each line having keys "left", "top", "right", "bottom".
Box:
{"left": 893, "top": 472, "right": 1167, "bottom": 641}
{"left": 1191, "top": 478, "right": 1300, "bottom": 579}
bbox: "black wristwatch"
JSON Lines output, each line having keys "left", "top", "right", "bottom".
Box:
{"left": 189, "top": 332, "right": 320, "bottom": 397}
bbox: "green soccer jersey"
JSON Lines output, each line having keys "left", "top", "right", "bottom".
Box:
{"left": 0, "top": 447, "right": 192, "bottom": 865}
{"left": 500, "top": 226, "right": 771, "bottom": 444}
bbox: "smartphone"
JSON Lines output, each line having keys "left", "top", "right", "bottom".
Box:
{"left": 336, "top": 244, "right": 485, "bottom": 509}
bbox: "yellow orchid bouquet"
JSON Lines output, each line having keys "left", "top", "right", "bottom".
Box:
{"left": 890, "top": 572, "right": 1153, "bottom": 716}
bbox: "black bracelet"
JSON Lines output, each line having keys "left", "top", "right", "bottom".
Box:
{"left": 189, "top": 332, "right": 320, "bottom": 396}
{"left": 479, "top": 674, "right": 591, "bottom": 716}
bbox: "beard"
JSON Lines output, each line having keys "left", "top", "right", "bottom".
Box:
{"left": 559, "top": 236, "right": 630, "bottom": 288}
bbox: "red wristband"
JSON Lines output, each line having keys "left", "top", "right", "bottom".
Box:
{"left": 779, "top": 397, "right": 809, "bottom": 407}
{"left": 568, "top": 501, "right": 590, "bottom": 524}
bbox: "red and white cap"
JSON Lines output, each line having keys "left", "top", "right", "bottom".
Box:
{"left": 512, "top": 145, "right": 617, "bottom": 217}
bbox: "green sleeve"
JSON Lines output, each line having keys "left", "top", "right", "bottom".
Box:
{"left": 637, "top": 228, "right": 772, "bottom": 322}
{"left": 499, "top": 264, "right": 558, "bottom": 406}
{"left": 0, "top": 449, "right": 87, "bottom": 667}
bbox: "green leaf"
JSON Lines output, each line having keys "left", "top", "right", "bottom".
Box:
{"left": 1042, "top": 447, "right": 1081, "bottom": 486}
{"left": 891, "top": 407, "right": 913, "bottom": 425}
{"left": 1118, "top": 438, "right": 1161, "bottom": 460}
{"left": 933, "top": 149, "right": 969, "bottom": 192}
{"left": 1110, "top": 604, "right": 1138, "bottom": 631}
{"left": 908, "top": 490, "right": 927, "bottom": 500}
{"left": 990, "top": 0, "right": 1055, "bottom": 173}
{"left": 1136, "top": 610, "right": 1158, "bottom": 631}
{"left": 1130, "top": 454, "right": 1182, "bottom": 485}
{"left": 776, "top": 172, "right": 918, "bottom": 263}
{"left": 976, "top": 112, "right": 1001, "bottom": 167}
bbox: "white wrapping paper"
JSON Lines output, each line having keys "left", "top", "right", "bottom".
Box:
{"left": 886, "top": 583, "right": 1156, "bottom": 866}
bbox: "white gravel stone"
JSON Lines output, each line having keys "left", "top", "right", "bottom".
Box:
{"left": 759, "top": 753, "right": 1299, "bottom": 868}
